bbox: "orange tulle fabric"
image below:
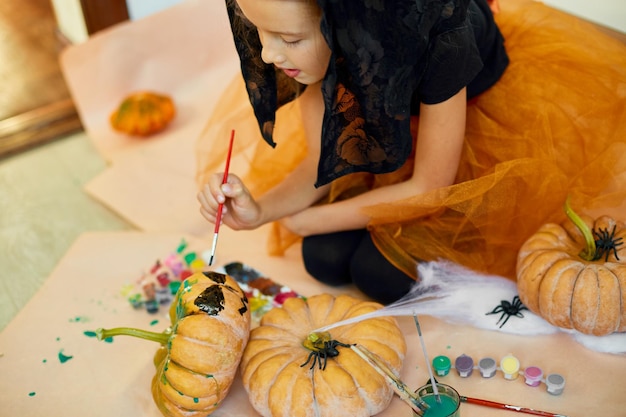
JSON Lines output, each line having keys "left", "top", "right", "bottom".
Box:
{"left": 196, "top": 0, "right": 626, "bottom": 281}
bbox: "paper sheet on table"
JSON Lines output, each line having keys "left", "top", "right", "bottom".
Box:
{"left": 60, "top": 0, "right": 240, "bottom": 233}
{"left": 1, "top": 229, "right": 624, "bottom": 417}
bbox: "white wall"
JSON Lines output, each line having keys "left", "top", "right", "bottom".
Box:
{"left": 51, "top": 0, "right": 184, "bottom": 45}
{"left": 50, "top": 0, "right": 626, "bottom": 45}
{"left": 126, "top": 0, "right": 184, "bottom": 21}
{"left": 541, "top": 0, "right": 625, "bottom": 33}
{"left": 50, "top": 0, "right": 88, "bottom": 44}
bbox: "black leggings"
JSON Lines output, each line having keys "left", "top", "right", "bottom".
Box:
{"left": 302, "top": 229, "right": 414, "bottom": 304}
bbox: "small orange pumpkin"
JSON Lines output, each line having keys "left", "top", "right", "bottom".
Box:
{"left": 109, "top": 91, "right": 175, "bottom": 136}
{"left": 516, "top": 199, "right": 626, "bottom": 336}
{"left": 240, "top": 293, "right": 407, "bottom": 417}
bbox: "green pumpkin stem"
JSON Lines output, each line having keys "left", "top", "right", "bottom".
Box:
{"left": 96, "top": 327, "right": 170, "bottom": 345}
{"left": 564, "top": 197, "right": 596, "bottom": 261}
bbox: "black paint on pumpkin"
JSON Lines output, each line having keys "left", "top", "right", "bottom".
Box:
{"left": 195, "top": 286, "right": 225, "bottom": 315}
{"left": 203, "top": 271, "right": 227, "bottom": 284}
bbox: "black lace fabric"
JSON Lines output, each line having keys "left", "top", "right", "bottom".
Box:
{"left": 226, "top": 0, "right": 499, "bottom": 186}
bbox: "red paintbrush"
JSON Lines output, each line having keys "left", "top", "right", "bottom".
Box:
{"left": 460, "top": 396, "right": 568, "bottom": 417}
{"left": 208, "top": 129, "right": 235, "bottom": 266}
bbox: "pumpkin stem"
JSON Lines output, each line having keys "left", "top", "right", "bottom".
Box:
{"left": 96, "top": 327, "right": 171, "bottom": 345}
{"left": 564, "top": 197, "right": 596, "bottom": 261}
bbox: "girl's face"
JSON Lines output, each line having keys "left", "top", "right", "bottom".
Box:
{"left": 236, "top": 0, "right": 331, "bottom": 85}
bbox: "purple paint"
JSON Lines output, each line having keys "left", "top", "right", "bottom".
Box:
{"left": 455, "top": 354, "right": 474, "bottom": 377}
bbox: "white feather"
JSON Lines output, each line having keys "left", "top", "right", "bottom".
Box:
{"left": 316, "top": 260, "right": 626, "bottom": 355}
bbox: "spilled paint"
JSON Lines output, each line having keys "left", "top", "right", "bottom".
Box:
{"left": 28, "top": 392, "right": 36, "bottom": 397}
{"left": 58, "top": 349, "right": 73, "bottom": 363}
{"left": 84, "top": 330, "right": 113, "bottom": 343}
{"left": 69, "top": 316, "right": 91, "bottom": 323}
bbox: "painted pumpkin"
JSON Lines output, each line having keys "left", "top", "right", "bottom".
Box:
{"left": 109, "top": 91, "right": 175, "bottom": 136}
{"left": 97, "top": 271, "right": 250, "bottom": 416}
{"left": 240, "top": 293, "right": 407, "bottom": 417}
{"left": 516, "top": 199, "right": 626, "bottom": 335}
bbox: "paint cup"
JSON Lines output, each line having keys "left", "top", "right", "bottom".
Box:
{"left": 545, "top": 373, "right": 566, "bottom": 395}
{"left": 432, "top": 355, "right": 452, "bottom": 376}
{"left": 523, "top": 366, "right": 543, "bottom": 387}
{"left": 413, "top": 383, "right": 461, "bottom": 417}
{"left": 500, "top": 354, "right": 520, "bottom": 380}
{"left": 454, "top": 354, "right": 474, "bottom": 378}
{"left": 477, "top": 357, "right": 497, "bottom": 378}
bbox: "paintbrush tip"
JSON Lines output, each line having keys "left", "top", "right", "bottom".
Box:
{"left": 209, "top": 255, "right": 214, "bottom": 266}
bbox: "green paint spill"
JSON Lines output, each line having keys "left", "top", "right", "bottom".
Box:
{"left": 150, "top": 320, "right": 159, "bottom": 326}
{"left": 193, "top": 397, "right": 199, "bottom": 403}
{"left": 69, "top": 316, "right": 90, "bottom": 323}
{"left": 58, "top": 350, "right": 73, "bottom": 363}
{"left": 42, "top": 359, "right": 47, "bottom": 364}
{"left": 56, "top": 337, "right": 61, "bottom": 342}
{"left": 28, "top": 392, "right": 36, "bottom": 397}
{"left": 83, "top": 330, "right": 113, "bottom": 343}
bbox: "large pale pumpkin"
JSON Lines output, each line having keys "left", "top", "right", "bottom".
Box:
{"left": 240, "top": 293, "right": 407, "bottom": 417}
{"left": 516, "top": 201, "right": 626, "bottom": 336}
{"left": 98, "top": 271, "right": 250, "bottom": 416}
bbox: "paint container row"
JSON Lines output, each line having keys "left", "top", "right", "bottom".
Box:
{"left": 431, "top": 353, "right": 565, "bottom": 395}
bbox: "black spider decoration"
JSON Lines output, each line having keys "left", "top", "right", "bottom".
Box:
{"left": 486, "top": 295, "right": 528, "bottom": 328}
{"left": 593, "top": 225, "right": 623, "bottom": 262}
{"left": 300, "top": 332, "right": 352, "bottom": 371}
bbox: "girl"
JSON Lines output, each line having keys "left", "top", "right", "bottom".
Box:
{"left": 197, "top": 0, "right": 626, "bottom": 304}
{"left": 198, "top": 0, "right": 508, "bottom": 303}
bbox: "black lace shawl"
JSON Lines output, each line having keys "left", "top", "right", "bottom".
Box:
{"left": 226, "top": 0, "right": 490, "bottom": 187}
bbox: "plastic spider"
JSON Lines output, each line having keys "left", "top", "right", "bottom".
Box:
{"left": 486, "top": 295, "right": 528, "bottom": 328}
{"left": 593, "top": 225, "right": 623, "bottom": 262}
{"left": 300, "top": 332, "right": 352, "bottom": 370}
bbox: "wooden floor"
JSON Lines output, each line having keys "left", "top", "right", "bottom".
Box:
{"left": 0, "top": 0, "right": 82, "bottom": 158}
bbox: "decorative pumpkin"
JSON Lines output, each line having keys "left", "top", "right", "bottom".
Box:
{"left": 240, "top": 293, "right": 407, "bottom": 417}
{"left": 516, "top": 198, "right": 626, "bottom": 336}
{"left": 97, "top": 271, "right": 250, "bottom": 416}
{"left": 109, "top": 91, "right": 175, "bottom": 136}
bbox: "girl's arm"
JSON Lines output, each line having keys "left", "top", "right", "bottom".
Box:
{"left": 281, "top": 88, "right": 468, "bottom": 236}
{"left": 252, "top": 82, "right": 330, "bottom": 224}
{"left": 198, "top": 82, "right": 329, "bottom": 230}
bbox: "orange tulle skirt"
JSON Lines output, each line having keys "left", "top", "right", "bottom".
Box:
{"left": 196, "top": 0, "right": 626, "bottom": 281}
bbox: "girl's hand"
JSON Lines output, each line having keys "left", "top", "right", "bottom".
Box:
{"left": 197, "top": 173, "right": 262, "bottom": 230}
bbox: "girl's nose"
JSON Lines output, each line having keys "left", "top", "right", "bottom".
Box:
{"left": 260, "top": 41, "right": 286, "bottom": 65}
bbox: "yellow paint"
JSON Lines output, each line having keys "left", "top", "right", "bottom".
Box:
{"left": 500, "top": 354, "right": 520, "bottom": 380}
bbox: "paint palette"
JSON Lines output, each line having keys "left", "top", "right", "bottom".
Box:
{"left": 432, "top": 353, "right": 566, "bottom": 395}
{"left": 120, "top": 239, "right": 301, "bottom": 326}
{"left": 220, "top": 261, "right": 301, "bottom": 327}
